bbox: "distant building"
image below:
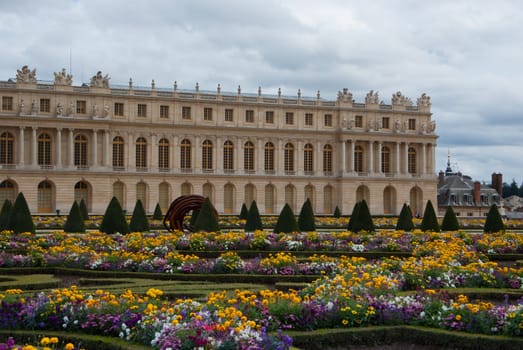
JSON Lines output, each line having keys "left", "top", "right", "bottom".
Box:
{"left": 503, "top": 195, "right": 523, "bottom": 219}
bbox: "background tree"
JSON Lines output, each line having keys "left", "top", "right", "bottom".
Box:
{"left": 9, "top": 192, "right": 35, "bottom": 234}
{"left": 100, "top": 197, "right": 129, "bottom": 234}
{"left": 484, "top": 204, "right": 505, "bottom": 233}
{"left": 79, "top": 198, "right": 89, "bottom": 221}
{"left": 152, "top": 203, "right": 163, "bottom": 220}
{"left": 193, "top": 197, "right": 220, "bottom": 232}
{"left": 420, "top": 200, "right": 440, "bottom": 232}
{"left": 440, "top": 206, "right": 460, "bottom": 231}
{"left": 333, "top": 205, "right": 341, "bottom": 218}
{"left": 396, "top": 203, "right": 414, "bottom": 231}
{"left": 63, "top": 201, "right": 85, "bottom": 233}
{"left": 129, "top": 199, "right": 150, "bottom": 232}
{"left": 245, "top": 200, "right": 263, "bottom": 231}
{"left": 0, "top": 199, "right": 13, "bottom": 231}
{"left": 274, "top": 203, "right": 299, "bottom": 233}
{"left": 239, "top": 203, "right": 249, "bottom": 220}
{"left": 298, "top": 198, "right": 316, "bottom": 232}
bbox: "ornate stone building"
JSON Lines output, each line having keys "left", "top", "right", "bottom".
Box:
{"left": 0, "top": 66, "right": 437, "bottom": 215}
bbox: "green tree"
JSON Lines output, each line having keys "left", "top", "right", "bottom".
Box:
{"left": 129, "top": 199, "right": 150, "bottom": 232}
{"left": 347, "top": 202, "right": 361, "bottom": 232}
{"left": 441, "top": 206, "right": 460, "bottom": 231}
{"left": 354, "top": 200, "right": 375, "bottom": 233}
{"left": 0, "top": 199, "right": 13, "bottom": 231}
{"left": 396, "top": 203, "right": 414, "bottom": 231}
{"left": 152, "top": 203, "right": 163, "bottom": 220}
{"left": 274, "top": 203, "right": 299, "bottom": 233}
{"left": 484, "top": 204, "right": 505, "bottom": 233}
{"left": 420, "top": 200, "right": 440, "bottom": 232}
{"left": 298, "top": 198, "right": 316, "bottom": 232}
{"left": 189, "top": 209, "right": 200, "bottom": 227}
{"left": 333, "top": 205, "right": 341, "bottom": 218}
{"left": 245, "top": 200, "right": 263, "bottom": 231}
{"left": 79, "top": 198, "right": 89, "bottom": 221}
{"left": 193, "top": 197, "right": 220, "bottom": 232}
{"left": 63, "top": 201, "right": 86, "bottom": 233}
{"left": 9, "top": 192, "right": 35, "bottom": 234}
{"left": 100, "top": 197, "right": 129, "bottom": 234}
{"left": 239, "top": 203, "right": 249, "bottom": 220}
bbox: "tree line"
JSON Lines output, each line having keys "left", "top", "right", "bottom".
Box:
{"left": 502, "top": 179, "right": 523, "bottom": 198}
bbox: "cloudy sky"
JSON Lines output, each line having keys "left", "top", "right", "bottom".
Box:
{"left": 1, "top": 0, "right": 521, "bottom": 183}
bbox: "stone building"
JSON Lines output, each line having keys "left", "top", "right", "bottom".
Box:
{"left": 0, "top": 65, "right": 438, "bottom": 215}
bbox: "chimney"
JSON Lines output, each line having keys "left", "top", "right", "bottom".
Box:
{"left": 474, "top": 181, "right": 481, "bottom": 204}
{"left": 438, "top": 171, "right": 445, "bottom": 186}
{"left": 491, "top": 173, "right": 503, "bottom": 195}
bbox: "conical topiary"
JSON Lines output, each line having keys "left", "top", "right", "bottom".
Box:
{"left": 245, "top": 200, "right": 263, "bottom": 231}
{"left": 420, "top": 200, "right": 440, "bottom": 232}
{"left": 153, "top": 203, "right": 163, "bottom": 220}
{"left": 100, "top": 197, "right": 129, "bottom": 234}
{"left": 347, "top": 202, "right": 361, "bottom": 232}
{"left": 484, "top": 204, "right": 505, "bottom": 233}
{"left": 63, "top": 201, "right": 85, "bottom": 233}
{"left": 79, "top": 198, "right": 89, "bottom": 221}
{"left": 353, "top": 200, "right": 375, "bottom": 233}
{"left": 0, "top": 199, "right": 13, "bottom": 231}
{"left": 9, "top": 192, "right": 34, "bottom": 234}
{"left": 396, "top": 203, "right": 414, "bottom": 231}
{"left": 441, "top": 206, "right": 460, "bottom": 231}
{"left": 189, "top": 209, "right": 200, "bottom": 228}
{"left": 333, "top": 205, "right": 341, "bottom": 218}
{"left": 193, "top": 197, "right": 220, "bottom": 232}
{"left": 239, "top": 203, "right": 249, "bottom": 220}
{"left": 298, "top": 198, "right": 316, "bottom": 232}
{"left": 129, "top": 199, "right": 150, "bottom": 232}
{"left": 274, "top": 203, "right": 299, "bottom": 233}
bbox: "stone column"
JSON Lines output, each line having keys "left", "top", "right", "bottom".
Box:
{"left": 404, "top": 142, "right": 409, "bottom": 174}
{"left": 103, "top": 130, "right": 110, "bottom": 167}
{"left": 172, "top": 135, "right": 179, "bottom": 172}
{"left": 257, "top": 138, "right": 263, "bottom": 174}
{"left": 316, "top": 141, "right": 322, "bottom": 175}
{"left": 349, "top": 140, "right": 355, "bottom": 173}
{"left": 151, "top": 134, "right": 158, "bottom": 171}
{"left": 297, "top": 140, "right": 303, "bottom": 175}
{"left": 69, "top": 129, "right": 75, "bottom": 167}
{"left": 377, "top": 141, "right": 382, "bottom": 174}
{"left": 56, "top": 128, "right": 62, "bottom": 169}
{"left": 421, "top": 143, "right": 426, "bottom": 175}
{"left": 18, "top": 127, "right": 25, "bottom": 166}
{"left": 236, "top": 137, "right": 242, "bottom": 174}
{"left": 128, "top": 132, "right": 135, "bottom": 169}
{"left": 341, "top": 140, "right": 346, "bottom": 175}
{"left": 277, "top": 139, "right": 284, "bottom": 175}
{"left": 195, "top": 136, "right": 201, "bottom": 172}
{"left": 92, "top": 129, "right": 98, "bottom": 168}
{"left": 395, "top": 142, "right": 400, "bottom": 175}
{"left": 217, "top": 137, "right": 223, "bottom": 173}
{"left": 368, "top": 140, "right": 374, "bottom": 174}
{"left": 31, "top": 127, "right": 37, "bottom": 167}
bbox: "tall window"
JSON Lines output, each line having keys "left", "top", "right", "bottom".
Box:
{"left": 305, "top": 113, "right": 313, "bottom": 126}
{"left": 224, "top": 183, "right": 234, "bottom": 214}
{"left": 408, "top": 118, "right": 416, "bottom": 130}
{"left": 136, "top": 137, "right": 147, "bottom": 169}
{"left": 202, "top": 140, "right": 213, "bottom": 171}
{"left": 74, "top": 134, "right": 88, "bottom": 167}
{"left": 2, "top": 96, "right": 13, "bottom": 111}
{"left": 383, "top": 186, "right": 396, "bottom": 214}
{"left": 39, "top": 98, "right": 50, "bottom": 113}
{"left": 245, "top": 110, "right": 254, "bottom": 123}
{"left": 76, "top": 100, "right": 86, "bottom": 114}
{"left": 265, "top": 111, "right": 274, "bottom": 124}
{"left": 159, "top": 182, "right": 170, "bottom": 212}
{"left": 354, "top": 145, "right": 363, "bottom": 172}
{"left": 0, "top": 180, "right": 16, "bottom": 204}
{"left": 285, "top": 112, "right": 294, "bottom": 125}
{"left": 158, "top": 138, "right": 169, "bottom": 170}
{"left": 37, "top": 181, "right": 53, "bottom": 213}
{"left": 285, "top": 184, "right": 295, "bottom": 211}
{"left": 0, "top": 132, "right": 14, "bottom": 165}
{"left": 113, "top": 181, "right": 125, "bottom": 209}
{"left": 284, "top": 143, "right": 295, "bottom": 173}
{"left": 136, "top": 182, "right": 147, "bottom": 210}
{"left": 112, "top": 136, "right": 124, "bottom": 168}
{"left": 203, "top": 107, "right": 213, "bottom": 121}
{"left": 223, "top": 141, "right": 234, "bottom": 171}
{"left": 323, "top": 185, "right": 333, "bottom": 214}
{"left": 225, "top": 109, "right": 234, "bottom": 122}
{"left": 381, "top": 146, "right": 391, "bottom": 173}
{"left": 408, "top": 147, "right": 417, "bottom": 174}
{"left": 114, "top": 102, "right": 124, "bottom": 116}
{"left": 159, "top": 105, "right": 169, "bottom": 119}
{"left": 137, "top": 104, "right": 147, "bottom": 117}
{"left": 38, "top": 133, "right": 52, "bottom": 166}
{"left": 74, "top": 181, "right": 89, "bottom": 208}
{"left": 182, "top": 106, "right": 191, "bottom": 120}
{"left": 180, "top": 139, "right": 191, "bottom": 170}
{"left": 244, "top": 141, "right": 254, "bottom": 172}
{"left": 324, "top": 114, "right": 332, "bottom": 127}
{"left": 304, "top": 185, "right": 314, "bottom": 208}
{"left": 203, "top": 183, "right": 213, "bottom": 202}
{"left": 181, "top": 182, "right": 192, "bottom": 195}
{"left": 304, "top": 143, "right": 313, "bottom": 174}
{"left": 245, "top": 184, "right": 255, "bottom": 208}
{"left": 265, "top": 184, "right": 275, "bottom": 214}
{"left": 323, "top": 144, "right": 333, "bottom": 174}
{"left": 355, "top": 115, "right": 363, "bottom": 128}
{"left": 264, "top": 142, "right": 275, "bottom": 173}
{"left": 382, "top": 117, "right": 390, "bottom": 129}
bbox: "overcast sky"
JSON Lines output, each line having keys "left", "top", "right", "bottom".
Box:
{"left": 1, "top": 0, "right": 521, "bottom": 183}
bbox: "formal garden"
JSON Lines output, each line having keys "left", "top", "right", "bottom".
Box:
{"left": 1, "top": 193, "right": 523, "bottom": 349}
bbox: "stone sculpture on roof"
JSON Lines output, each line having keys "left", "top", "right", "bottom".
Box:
{"left": 90, "top": 71, "right": 110, "bottom": 88}
{"left": 16, "top": 65, "right": 37, "bottom": 83}
{"left": 365, "top": 90, "right": 379, "bottom": 104}
{"left": 392, "top": 91, "right": 413, "bottom": 106}
{"left": 53, "top": 68, "right": 73, "bottom": 86}
{"left": 417, "top": 93, "right": 431, "bottom": 107}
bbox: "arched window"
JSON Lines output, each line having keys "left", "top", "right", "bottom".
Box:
{"left": 0, "top": 180, "right": 16, "bottom": 203}
{"left": 202, "top": 140, "right": 213, "bottom": 171}
{"left": 409, "top": 186, "right": 423, "bottom": 217}
{"left": 136, "top": 137, "right": 147, "bottom": 169}
{"left": 113, "top": 181, "right": 125, "bottom": 210}
{"left": 356, "top": 185, "right": 369, "bottom": 204}
{"left": 37, "top": 181, "right": 53, "bottom": 213}
{"left": 159, "top": 182, "right": 170, "bottom": 212}
{"left": 245, "top": 183, "right": 255, "bottom": 208}
{"left": 408, "top": 147, "right": 417, "bottom": 174}
{"left": 304, "top": 185, "right": 315, "bottom": 210}
{"left": 323, "top": 185, "right": 333, "bottom": 214}
{"left": 136, "top": 182, "right": 147, "bottom": 210}
{"left": 265, "top": 184, "right": 275, "bottom": 214}
{"left": 381, "top": 146, "right": 391, "bottom": 174}
{"left": 158, "top": 138, "right": 169, "bottom": 171}
{"left": 74, "top": 181, "right": 90, "bottom": 210}
{"left": 383, "top": 186, "right": 396, "bottom": 214}
{"left": 203, "top": 183, "right": 213, "bottom": 203}
{"left": 180, "top": 139, "right": 191, "bottom": 170}
{"left": 284, "top": 143, "right": 295, "bottom": 174}
{"left": 74, "top": 134, "right": 88, "bottom": 167}
{"left": 0, "top": 132, "right": 14, "bottom": 165}
{"left": 244, "top": 141, "right": 254, "bottom": 172}
{"left": 112, "top": 136, "right": 124, "bottom": 168}
{"left": 285, "top": 184, "right": 295, "bottom": 211}
{"left": 323, "top": 144, "right": 333, "bottom": 174}
{"left": 304, "top": 143, "right": 313, "bottom": 174}
{"left": 264, "top": 142, "right": 274, "bottom": 173}
{"left": 38, "top": 133, "right": 52, "bottom": 166}
{"left": 224, "top": 183, "right": 235, "bottom": 214}
{"left": 223, "top": 140, "right": 234, "bottom": 171}
{"left": 181, "top": 182, "right": 192, "bottom": 196}
{"left": 354, "top": 145, "right": 363, "bottom": 173}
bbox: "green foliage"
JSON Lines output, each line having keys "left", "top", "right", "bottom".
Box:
{"left": 79, "top": 198, "right": 89, "bottom": 221}
{"left": 64, "top": 201, "right": 86, "bottom": 233}
{"left": 193, "top": 197, "right": 220, "bottom": 232}
{"left": 333, "top": 205, "right": 341, "bottom": 218}
{"left": 396, "top": 203, "right": 414, "bottom": 231}
{"left": 441, "top": 206, "right": 460, "bottom": 231}
{"left": 100, "top": 197, "right": 129, "bottom": 234}
{"left": 298, "top": 198, "right": 316, "bottom": 232}
{"left": 420, "top": 200, "right": 440, "bottom": 232}
{"left": 189, "top": 209, "right": 200, "bottom": 227}
{"left": 274, "top": 203, "right": 299, "bottom": 233}
{"left": 347, "top": 200, "right": 374, "bottom": 233}
{"left": 239, "top": 203, "right": 249, "bottom": 220}
{"left": 129, "top": 200, "right": 150, "bottom": 232}
{"left": 0, "top": 199, "right": 13, "bottom": 231}
{"left": 245, "top": 200, "right": 263, "bottom": 231}
{"left": 152, "top": 203, "right": 163, "bottom": 220}
{"left": 484, "top": 204, "right": 505, "bottom": 233}
{"left": 347, "top": 202, "right": 361, "bottom": 232}
{"left": 9, "top": 192, "right": 34, "bottom": 234}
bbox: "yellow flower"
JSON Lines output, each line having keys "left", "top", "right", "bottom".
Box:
{"left": 342, "top": 319, "right": 349, "bottom": 325}
{"left": 65, "top": 343, "right": 75, "bottom": 350}
{"left": 455, "top": 314, "right": 462, "bottom": 321}
{"left": 40, "top": 337, "right": 50, "bottom": 346}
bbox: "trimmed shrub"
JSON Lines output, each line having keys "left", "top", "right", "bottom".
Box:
{"left": 79, "top": 198, "right": 89, "bottom": 221}
{"left": 193, "top": 197, "right": 220, "bottom": 232}
{"left": 441, "top": 206, "right": 460, "bottom": 231}
{"left": 396, "top": 203, "right": 414, "bottom": 231}
{"left": 245, "top": 200, "right": 263, "bottom": 231}
{"left": 333, "top": 205, "right": 341, "bottom": 218}
{"left": 239, "top": 203, "right": 249, "bottom": 220}
{"left": 129, "top": 199, "right": 150, "bottom": 232}
{"left": 274, "top": 203, "right": 299, "bottom": 233}
{"left": 189, "top": 209, "right": 200, "bottom": 227}
{"left": 484, "top": 204, "right": 505, "bottom": 233}
{"left": 9, "top": 192, "right": 35, "bottom": 234}
{"left": 152, "top": 203, "right": 163, "bottom": 220}
{"left": 354, "top": 200, "right": 375, "bottom": 233}
{"left": 100, "top": 197, "right": 129, "bottom": 234}
{"left": 347, "top": 202, "right": 361, "bottom": 232}
{"left": 0, "top": 199, "right": 13, "bottom": 231}
{"left": 64, "top": 201, "right": 86, "bottom": 233}
{"left": 298, "top": 198, "right": 316, "bottom": 232}
{"left": 420, "top": 200, "right": 440, "bottom": 232}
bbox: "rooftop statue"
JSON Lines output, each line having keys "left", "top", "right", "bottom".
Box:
{"left": 365, "top": 90, "right": 379, "bottom": 104}
{"left": 337, "top": 88, "right": 353, "bottom": 103}
{"left": 417, "top": 93, "right": 431, "bottom": 107}
{"left": 90, "top": 71, "right": 110, "bottom": 88}
{"left": 16, "top": 65, "right": 37, "bottom": 83}
{"left": 53, "top": 68, "right": 73, "bottom": 86}
{"left": 392, "top": 91, "right": 413, "bottom": 106}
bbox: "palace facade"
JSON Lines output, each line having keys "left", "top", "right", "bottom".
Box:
{"left": 0, "top": 66, "right": 438, "bottom": 216}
